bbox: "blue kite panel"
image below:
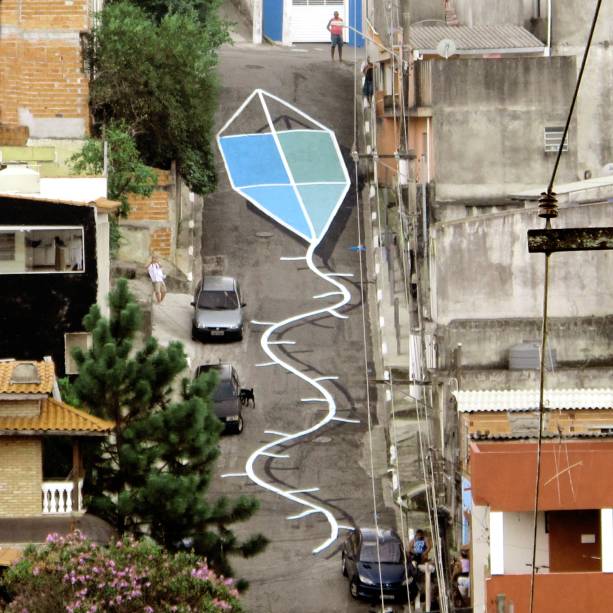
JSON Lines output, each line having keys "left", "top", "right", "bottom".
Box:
{"left": 219, "top": 134, "right": 289, "bottom": 188}
{"left": 297, "top": 183, "right": 347, "bottom": 238}
{"left": 242, "top": 185, "right": 312, "bottom": 239}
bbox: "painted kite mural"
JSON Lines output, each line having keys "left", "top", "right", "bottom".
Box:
{"left": 217, "top": 89, "right": 356, "bottom": 554}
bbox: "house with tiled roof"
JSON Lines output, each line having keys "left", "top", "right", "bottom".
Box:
{"left": 0, "top": 358, "right": 115, "bottom": 562}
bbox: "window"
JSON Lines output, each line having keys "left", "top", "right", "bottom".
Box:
{"left": 65, "top": 332, "right": 91, "bottom": 375}
{"left": 0, "top": 233, "right": 15, "bottom": 261}
{"left": 544, "top": 126, "right": 569, "bottom": 153}
{"left": 0, "top": 226, "right": 84, "bottom": 275}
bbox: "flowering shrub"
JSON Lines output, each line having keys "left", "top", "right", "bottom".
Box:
{"left": 2, "top": 532, "right": 243, "bottom": 612}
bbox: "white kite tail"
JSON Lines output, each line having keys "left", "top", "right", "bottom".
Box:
{"left": 242, "top": 242, "right": 354, "bottom": 554}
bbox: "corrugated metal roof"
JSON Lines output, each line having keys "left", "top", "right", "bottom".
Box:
{"left": 410, "top": 25, "right": 544, "bottom": 53}
{"left": 454, "top": 389, "right": 613, "bottom": 413}
{"left": 0, "top": 360, "right": 54, "bottom": 394}
{"left": 0, "top": 398, "right": 114, "bottom": 435}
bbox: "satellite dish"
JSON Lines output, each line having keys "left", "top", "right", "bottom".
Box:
{"left": 436, "top": 38, "right": 457, "bottom": 59}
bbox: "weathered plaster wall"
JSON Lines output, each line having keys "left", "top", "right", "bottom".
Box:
{"left": 453, "top": 0, "right": 535, "bottom": 27}
{"left": 431, "top": 201, "right": 613, "bottom": 323}
{"left": 431, "top": 56, "right": 577, "bottom": 200}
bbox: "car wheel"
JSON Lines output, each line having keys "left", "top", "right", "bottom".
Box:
{"left": 191, "top": 325, "right": 198, "bottom": 341}
{"left": 341, "top": 553, "right": 347, "bottom": 577}
{"left": 349, "top": 577, "right": 359, "bottom": 600}
{"left": 237, "top": 328, "right": 243, "bottom": 341}
{"left": 234, "top": 415, "right": 244, "bottom": 434}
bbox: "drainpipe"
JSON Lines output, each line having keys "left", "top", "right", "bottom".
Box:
{"left": 545, "top": 0, "right": 552, "bottom": 57}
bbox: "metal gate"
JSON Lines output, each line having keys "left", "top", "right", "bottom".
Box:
{"left": 290, "top": 0, "right": 346, "bottom": 43}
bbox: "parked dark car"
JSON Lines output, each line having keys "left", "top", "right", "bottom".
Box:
{"left": 341, "top": 527, "right": 411, "bottom": 603}
{"left": 191, "top": 276, "right": 245, "bottom": 341}
{"left": 194, "top": 363, "right": 244, "bottom": 434}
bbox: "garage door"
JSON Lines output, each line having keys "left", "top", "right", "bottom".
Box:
{"left": 291, "top": 0, "right": 347, "bottom": 44}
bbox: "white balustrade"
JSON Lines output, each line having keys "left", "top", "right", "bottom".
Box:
{"left": 41, "top": 480, "right": 84, "bottom": 514}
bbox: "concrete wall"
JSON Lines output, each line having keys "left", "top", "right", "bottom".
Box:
{"left": 431, "top": 56, "right": 577, "bottom": 200}
{"left": 430, "top": 201, "right": 613, "bottom": 324}
{"left": 503, "top": 511, "right": 548, "bottom": 573}
{"left": 0, "top": 438, "right": 42, "bottom": 517}
{"left": 453, "top": 0, "right": 536, "bottom": 27}
{"left": 472, "top": 504, "right": 490, "bottom": 613}
{"left": 409, "top": 1, "right": 444, "bottom": 24}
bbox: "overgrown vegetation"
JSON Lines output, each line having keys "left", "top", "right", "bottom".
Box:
{"left": 60, "top": 280, "right": 267, "bottom": 585}
{"left": 2, "top": 531, "right": 244, "bottom": 612}
{"left": 85, "top": 1, "right": 229, "bottom": 194}
{"left": 69, "top": 122, "right": 157, "bottom": 217}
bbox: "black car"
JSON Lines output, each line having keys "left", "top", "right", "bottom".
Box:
{"left": 194, "top": 363, "right": 244, "bottom": 433}
{"left": 341, "top": 528, "right": 411, "bottom": 603}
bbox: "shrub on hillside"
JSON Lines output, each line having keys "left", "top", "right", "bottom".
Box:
{"left": 2, "top": 531, "right": 243, "bottom": 612}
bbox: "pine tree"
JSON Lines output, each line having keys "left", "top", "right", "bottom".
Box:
{"left": 66, "top": 279, "right": 267, "bottom": 583}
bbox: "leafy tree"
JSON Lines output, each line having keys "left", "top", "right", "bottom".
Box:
{"left": 110, "top": 0, "right": 228, "bottom": 32}
{"left": 86, "top": 2, "right": 229, "bottom": 194}
{"left": 69, "top": 121, "right": 157, "bottom": 217}
{"left": 63, "top": 280, "right": 267, "bottom": 583}
{"left": 2, "top": 531, "right": 244, "bottom": 612}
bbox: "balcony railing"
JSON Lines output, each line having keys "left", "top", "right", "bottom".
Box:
{"left": 41, "top": 480, "right": 84, "bottom": 514}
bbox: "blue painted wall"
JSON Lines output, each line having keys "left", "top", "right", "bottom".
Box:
{"left": 263, "top": 0, "right": 283, "bottom": 42}
{"left": 348, "top": 0, "right": 364, "bottom": 47}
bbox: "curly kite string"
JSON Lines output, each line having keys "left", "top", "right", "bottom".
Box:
{"left": 217, "top": 90, "right": 357, "bottom": 553}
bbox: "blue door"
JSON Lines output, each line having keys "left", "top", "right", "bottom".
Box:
{"left": 263, "top": 0, "right": 283, "bottom": 42}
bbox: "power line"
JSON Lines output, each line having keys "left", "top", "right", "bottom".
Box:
{"left": 529, "top": 2, "right": 604, "bottom": 612}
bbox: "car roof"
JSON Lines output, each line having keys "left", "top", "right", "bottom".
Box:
{"left": 195, "top": 363, "right": 233, "bottom": 380}
{"left": 200, "top": 276, "right": 236, "bottom": 291}
{"left": 358, "top": 528, "right": 401, "bottom": 544}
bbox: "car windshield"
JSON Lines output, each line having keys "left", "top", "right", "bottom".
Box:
{"left": 360, "top": 541, "right": 402, "bottom": 564}
{"left": 213, "top": 380, "right": 235, "bottom": 401}
{"left": 198, "top": 290, "right": 238, "bottom": 310}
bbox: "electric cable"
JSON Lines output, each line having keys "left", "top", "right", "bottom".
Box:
{"left": 529, "top": 2, "right": 604, "bottom": 612}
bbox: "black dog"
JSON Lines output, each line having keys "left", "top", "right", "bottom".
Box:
{"left": 239, "top": 388, "right": 255, "bottom": 407}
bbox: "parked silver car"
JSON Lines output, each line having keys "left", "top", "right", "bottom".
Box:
{"left": 191, "top": 276, "right": 245, "bottom": 341}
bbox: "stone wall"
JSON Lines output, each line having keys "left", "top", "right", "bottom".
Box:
{"left": 0, "top": 438, "right": 42, "bottom": 517}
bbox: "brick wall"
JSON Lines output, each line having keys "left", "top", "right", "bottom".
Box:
{"left": 124, "top": 169, "right": 174, "bottom": 258}
{"left": 0, "top": 438, "right": 42, "bottom": 517}
{"left": 0, "top": 0, "right": 90, "bottom": 135}
{"left": 127, "top": 191, "right": 169, "bottom": 222}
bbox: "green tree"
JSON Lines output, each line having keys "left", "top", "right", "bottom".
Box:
{"left": 64, "top": 280, "right": 266, "bottom": 583}
{"left": 3, "top": 531, "right": 244, "bottom": 612}
{"left": 86, "top": 2, "right": 228, "bottom": 194}
{"left": 69, "top": 121, "right": 157, "bottom": 217}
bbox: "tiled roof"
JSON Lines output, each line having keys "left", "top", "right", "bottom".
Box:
{"left": 0, "top": 398, "right": 114, "bottom": 435}
{"left": 410, "top": 25, "right": 544, "bottom": 53}
{"left": 0, "top": 361, "right": 55, "bottom": 394}
{"left": 0, "top": 547, "right": 21, "bottom": 567}
{"left": 454, "top": 389, "right": 613, "bottom": 413}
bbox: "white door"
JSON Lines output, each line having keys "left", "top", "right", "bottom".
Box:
{"left": 290, "top": 0, "right": 347, "bottom": 44}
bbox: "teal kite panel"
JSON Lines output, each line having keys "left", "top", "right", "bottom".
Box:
{"left": 278, "top": 131, "right": 346, "bottom": 183}
{"left": 296, "top": 183, "right": 348, "bottom": 239}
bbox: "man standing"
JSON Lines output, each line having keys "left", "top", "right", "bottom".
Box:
{"left": 327, "top": 11, "right": 344, "bottom": 62}
{"left": 147, "top": 255, "right": 167, "bottom": 303}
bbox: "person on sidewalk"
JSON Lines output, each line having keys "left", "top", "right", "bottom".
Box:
{"left": 147, "top": 255, "right": 167, "bottom": 303}
{"left": 362, "top": 56, "right": 374, "bottom": 102}
{"left": 327, "top": 11, "right": 344, "bottom": 62}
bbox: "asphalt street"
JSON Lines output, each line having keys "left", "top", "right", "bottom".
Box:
{"left": 195, "top": 35, "right": 400, "bottom": 613}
